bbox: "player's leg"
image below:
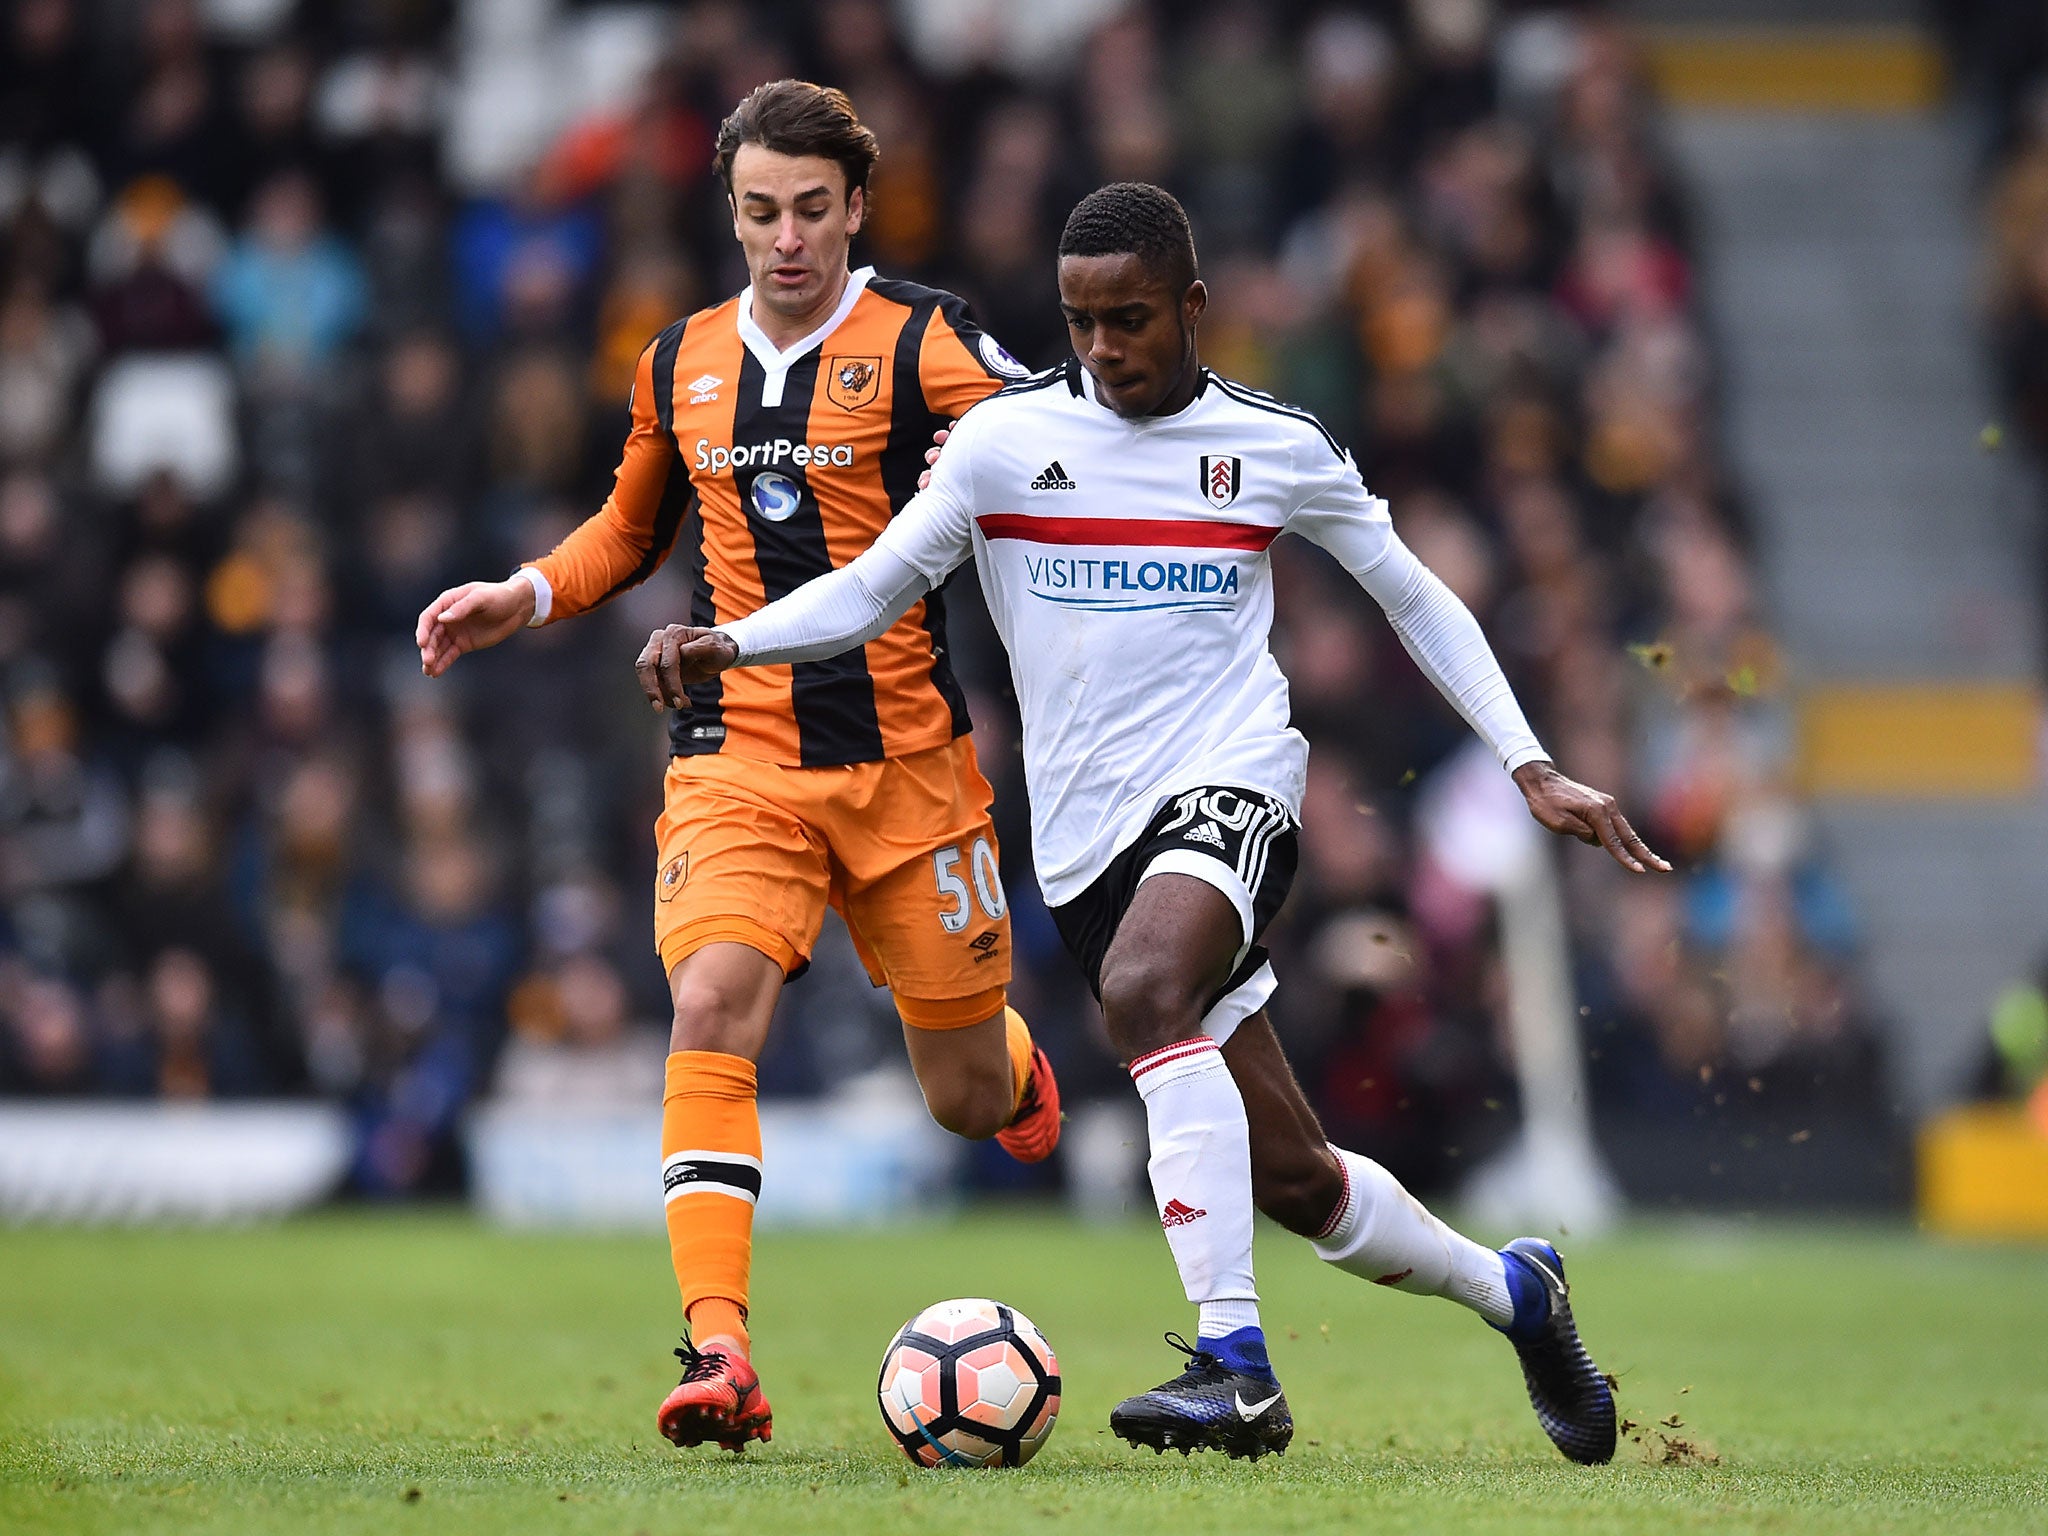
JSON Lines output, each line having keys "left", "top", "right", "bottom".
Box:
{"left": 1037, "top": 787, "right": 1297, "bottom": 1456}
{"left": 1095, "top": 868, "right": 1286, "bottom": 1458}
{"left": 897, "top": 1005, "right": 1035, "bottom": 1140}
{"left": 655, "top": 942, "right": 786, "bottom": 1453}
{"left": 662, "top": 941, "right": 782, "bottom": 1352}
{"left": 650, "top": 757, "right": 833, "bottom": 1452}
{"left": 837, "top": 911, "right": 1025, "bottom": 1145}
{"left": 1224, "top": 1012, "right": 1520, "bottom": 1298}
{"left": 1099, "top": 872, "right": 1257, "bottom": 1319}
{"left": 830, "top": 737, "right": 1060, "bottom": 1158}
{"left": 1222, "top": 1012, "right": 1617, "bottom": 1463}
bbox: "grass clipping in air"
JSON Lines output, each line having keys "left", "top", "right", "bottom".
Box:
{"left": 2, "top": 1213, "right": 2045, "bottom": 1534}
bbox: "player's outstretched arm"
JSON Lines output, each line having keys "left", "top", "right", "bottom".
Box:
{"left": 1355, "top": 544, "right": 1669, "bottom": 874}
{"left": 416, "top": 577, "right": 538, "bottom": 677}
{"left": 640, "top": 418, "right": 983, "bottom": 711}
{"left": 1291, "top": 473, "right": 1669, "bottom": 876}
{"left": 635, "top": 543, "right": 937, "bottom": 711}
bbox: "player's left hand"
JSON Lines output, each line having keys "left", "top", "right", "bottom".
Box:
{"left": 636, "top": 625, "right": 739, "bottom": 711}
{"left": 916, "top": 422, "right": 954, "bottom": 493}
{"left": 1510, "top": 761, "right": 1671, "bottom": 874}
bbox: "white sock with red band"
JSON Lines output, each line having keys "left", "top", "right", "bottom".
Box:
{"left": 1129, "top": 1036, "right": 1261, "bottom": 1341}
{"left": 1311, "top": 1145, "right": 1515, "bottom": 1326}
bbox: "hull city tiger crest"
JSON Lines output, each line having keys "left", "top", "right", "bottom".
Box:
{"left": 827, "top": 355, "right": 882, "bottom": 411}
{"left": 1199, "top": 454, "right": 1243, "bottom": 509}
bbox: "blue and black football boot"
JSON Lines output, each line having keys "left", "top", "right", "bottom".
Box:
{"left": 1498, "top": 1237, "right": 1616, "bottom": 1464}
{"left": 1109, "top": 1329, "right": 1293, "bottom": 1460}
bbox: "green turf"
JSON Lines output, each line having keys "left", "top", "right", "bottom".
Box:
{"left": 1, "top": 1210, "right": 2043, "bottom": 1534}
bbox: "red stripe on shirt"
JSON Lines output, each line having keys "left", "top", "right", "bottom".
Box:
{"left": 976, "top": 513, "right": 1280, "bottom": 551}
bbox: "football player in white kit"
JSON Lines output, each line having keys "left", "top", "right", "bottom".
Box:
{"left": 636, "top": 183, "right": 1669, "bottom": 1465}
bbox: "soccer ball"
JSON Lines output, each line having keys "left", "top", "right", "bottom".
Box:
{"left": 876, "top": 1298, "right": 1061, "bottom": 1468}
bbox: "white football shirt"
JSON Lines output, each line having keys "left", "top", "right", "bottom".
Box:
{"left": 816, "top": 361, "right": 1548, "bottom": 906}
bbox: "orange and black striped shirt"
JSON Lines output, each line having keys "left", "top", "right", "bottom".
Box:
{"left": 528, "top": 268, "right": 1021, "bottom": 766}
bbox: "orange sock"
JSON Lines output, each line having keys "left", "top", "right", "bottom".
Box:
{"left": 687, "top": 1297, "right": 748, "bottom": 1348}
{"left": 1004, "top": 1006, "right": 1035, "bottom": 1118}
{"left": 662, "top": 1050, "right": 760, "bottom": 1352}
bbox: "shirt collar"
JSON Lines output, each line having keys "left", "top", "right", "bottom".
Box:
{"left": 736, "top": 265, "right": 875, "bottom": 376}
{"left": 1072, "top": 361, "right": 1213, "bottom": 426}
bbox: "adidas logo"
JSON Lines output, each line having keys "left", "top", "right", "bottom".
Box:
{"left": 1184, "top": 821, "right": 1227, "bottom": 850}
{"left": 1161, "top": 1198, "right": 1207, "bottom": 1228}
{"left": 1030, "top": 460, "right": 1077, "bottom": 491}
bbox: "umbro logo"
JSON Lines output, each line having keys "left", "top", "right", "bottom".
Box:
{"left": 969, "top": 932, "right": 1000, "bottom": 962}
{"left": 1184, "top": 821, "right": 1227, "bottom": 850}
{"left": 1160, "top": 1198, "right": 1207, "bottom": 1228}
{"left": 688, "top": 373, "right": 722, "bottom": 403}
{"left": 1030, "top": 460, "right": 1077, "bottom": 491}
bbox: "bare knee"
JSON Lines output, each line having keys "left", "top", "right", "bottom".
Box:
{"left": 921, "top": 1072, "right": 1013, "bottom": 1141}
{"left": 914, "top": 1025, "right": 1014, "bottom": 1141}
{"left": 1255, "top": 1141, "right": 1344, "bottom": 1237}
{"left": 1099, "top": 951, "right": 1210, "bottom": 1060}
{"left": 669, "top": 974, "right": 770, "bottom": 1056}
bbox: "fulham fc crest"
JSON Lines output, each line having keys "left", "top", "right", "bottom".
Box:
{"left": 1199, "top": 454, "right": 1243, "bottom": 509}
{"left": 826, "top": 356, "right": 881, "bottom": 411}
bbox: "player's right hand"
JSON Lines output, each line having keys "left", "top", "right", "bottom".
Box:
{"left": 637, "top": 625, "right": 740, "bottom": 711}
{"left": 916, "top": 422, "right": 953, "bottom": 493}
{"left": 416, "top": 578, "right": 536, "bottom": 677}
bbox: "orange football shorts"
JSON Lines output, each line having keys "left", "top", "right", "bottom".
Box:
{"left": 652, "top": 735, "right": 1012, "bottom": 1030}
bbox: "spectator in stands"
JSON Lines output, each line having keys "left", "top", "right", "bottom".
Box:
{"left": 211, "top": 170, "right": 365, "bottom": 373}
{"left": 0, "top": 276, "right": 95, "bottom": 467}
{"left": 340, "top": 827, "right": 519, "bottom": 1195}
{"left": 86, "top": 176, "right": 222, "bottom": 356}
{"left": 0, "top": 963, "right": 95, "bottom": 1094}
{"left": 494, "top": 950, "right": 666, "bottom": 1107}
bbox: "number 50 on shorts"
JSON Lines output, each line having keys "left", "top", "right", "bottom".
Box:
{"left": 933, "top": 838, "right": 1007, "bottom": 933}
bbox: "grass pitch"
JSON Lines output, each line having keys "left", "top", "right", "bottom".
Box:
{"left": 2, "top": 1210, "right": 2043, "bottom": 1535}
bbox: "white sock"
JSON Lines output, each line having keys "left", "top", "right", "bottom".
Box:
{"left": 1311, "top": 1145, "right": 1513, "bottom": 1325}
{"left": 1130, "top": 1037, "right": 1259, "bottom": 1333}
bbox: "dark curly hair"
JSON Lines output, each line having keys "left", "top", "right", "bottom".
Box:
{"left": 715, "top": 80, "right": 879, "bottom": 202}
{"left": 1057, "top": 182, "right": 1199, "bottom": 293}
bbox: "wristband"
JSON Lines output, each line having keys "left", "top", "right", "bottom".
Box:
{"left": 512, "top": 566, "right": 552, "bottom": 626}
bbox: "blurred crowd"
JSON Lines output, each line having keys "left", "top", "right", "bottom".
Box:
{"left": 1953, "top": 0, "right": 2048, "bottom": 1124}
{"left": 0, "top": 0, "right": 1884, "bottom": 1199}
{"left": 1965, "top": 1, "right": 2048, "bottom": 589}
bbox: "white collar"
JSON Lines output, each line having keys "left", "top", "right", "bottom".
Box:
{"left": 736, "top": 265, "right": 875, "bottom": 379}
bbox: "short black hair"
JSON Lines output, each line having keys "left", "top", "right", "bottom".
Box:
{"left": 1057, "top": 182, "right": 1199, "bottom": 293}
{"left": 715, "top": 80, "right": 879, "bottom": 201}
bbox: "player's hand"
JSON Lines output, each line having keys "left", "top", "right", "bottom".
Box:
{"left": 916, "top": 422, "right": 953, "bottom": 493}
{"left": 1511, "top": 761, "right": 1671, "bottom": 874}
{"left": 416, "top": 578, "right": 536, "bottom": 677}
{"left": 637, "top": 625, "right": 740, "bottom": 711}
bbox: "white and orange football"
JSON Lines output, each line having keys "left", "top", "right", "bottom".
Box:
{"left": 876, "top": 1298, "right": 1061, "bottom": 1468}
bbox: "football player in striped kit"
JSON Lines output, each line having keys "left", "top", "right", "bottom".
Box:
{"left": 639, "top": 183, "right": 1668, "bottom": 1464}
{"left": 418, "top": 82, "right": 1063, "bottom": 1453}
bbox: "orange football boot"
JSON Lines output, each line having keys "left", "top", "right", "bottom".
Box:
{"left": 657, "top": 1338, "right": 773, "bottom": 1452}
{"left": 995, "top": 1045, "right": 1063, "bottom": 1164}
